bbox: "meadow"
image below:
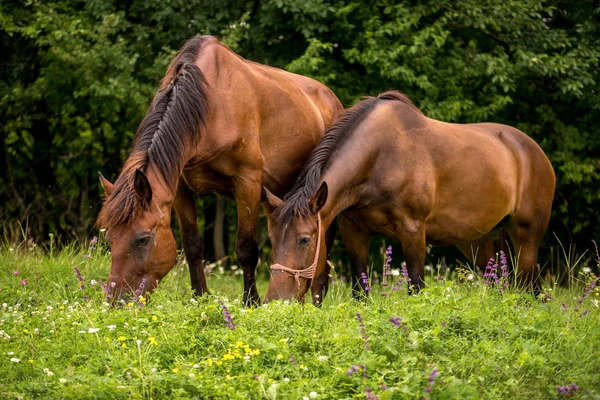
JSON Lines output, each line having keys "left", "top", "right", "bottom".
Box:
{"left": 0, "top": 242, "right": 599, "bottom": 400}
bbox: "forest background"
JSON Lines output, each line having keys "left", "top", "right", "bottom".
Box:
{"left": 1, "top": 0, "right": 599, "bottom": 272}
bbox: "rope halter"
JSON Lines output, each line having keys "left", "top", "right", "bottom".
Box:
{"left": 269, "top": 213, "right": 322, "bottom": 289}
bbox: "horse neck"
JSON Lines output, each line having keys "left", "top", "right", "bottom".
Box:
{"left": 317, "top": 148, "right": 370, "bottom": 227}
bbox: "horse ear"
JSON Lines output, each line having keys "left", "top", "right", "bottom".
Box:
{"left": 134, "top": 169, "right": 152, "bottom": 205}
{"left": 262, "top": 186, "right": 283, "bottom": 213}
{"left": 98, "top": 172, "right": 114, "bottom": 197}
{"left": 310, "top": 182, "right": 328, "bottom": 214}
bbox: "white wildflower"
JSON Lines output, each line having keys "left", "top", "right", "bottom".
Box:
{"left": 88, "top": 328, "right": 100, "bottom": 334}
{"left": 10, "top": 358, "right": 20, "bottom": 363}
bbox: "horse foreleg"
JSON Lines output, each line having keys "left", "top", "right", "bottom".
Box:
{"left": 397, "top": 218, "right": 426, "bottom": 293}
{"left": 233, "top": 174, "right": 261, "bottom": 306}
{"left": 339, "top": 214, "right": 373, "bottom": 300}
{"left": 174, "top": 181, "right": 209, "bottom": 297}
{"left": 507, "top": 223, "right": 542, "bottom": 294}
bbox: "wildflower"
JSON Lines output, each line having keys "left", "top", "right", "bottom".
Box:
{"left": 218, "top": 301, "right": 235, "bottom": 330}
{"left": 13, "top": 271, "right": 19, "bottom": 276}
{"left": 110, "top": 282, "right": 116, "bottom": 288}
{"left": 90, "top": 236, "right": 98, "bottom": 245}
{"left": 43, "top": 368, "right": 54, "bottom": 376}
{"left": 561, "top": 302, "right": 569, "bottom": 312}
{"left": 88, "top": 328, "right": 100, "bottom": 334}
{"left": 73, "top": 267, "right": 85, "bottom": 290}
{"left": 276, "top": 354, "right": 284, "bottom": 359}
{"left": 117, "top": 336, "right": 127, "bottom": 341}
{"left": 28, "top": 359, "right": 34, "bottom": 365}
{"left": 579, "top": 310, "right": 590, "bottom": 318}
{"left": 346, "top": 365, "right": 360, "bottom": 376}
{"left": 401, "top": 262, "right": 411, "bottom": 283}
{"left": 90, "top": 280, "right": 97, "bottom": 286}
{"left": 152, "top": 315, "right": 158, "bottom": 321}
{"left": 309, "top": 392, "right": 318, "bottom": 398}
{"left": 317, "top": 355, "right": 328, "bottom": 362}
{"left": 10, "top": 358, "right": 20, "bottom": 363}
{"left": 382, "top": 245, "right": 393, "bottom": 286}
{"left": 289, "top": 354, "right": 297, "bottom": 365}
{"left": 59, "top": 378, "right": 67, "bottom": 383}
{"left": 106, "top": 325, "right": 116, "bottom": 331}
{"left": 556, "top": 383, "right": 579, "bottom": 394}
{"left": 424, "top": 367, "right": 438, "bottom": 394}
{"left": 356, "top": 313, "right": 370, "bottom": 350}
{"left": 360, "top": 272, "right": 371, "bottom": 292}
{"left": 20, "top": 280, "right": 27, "bottom": 286}
{"left": 148, "top": 337, "right": 158, "bottom": 345}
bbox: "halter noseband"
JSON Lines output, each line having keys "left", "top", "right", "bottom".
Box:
{"left": 270, "top": 213, "right": 322, "bottom": 289}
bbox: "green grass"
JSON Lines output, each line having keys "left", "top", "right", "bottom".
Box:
{"left": 0, "top": 245, "right": 599, "bottom": 399}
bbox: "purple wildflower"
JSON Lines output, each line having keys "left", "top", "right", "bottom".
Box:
{"left": 20, "top": 280, "right": 27, "bottom": 286}
{"left": 289, "top": 355, "right": 298, "bottom": 365}
{"left": 424, "top": 367, "right": 438, "bottom": 395}
{"left": 437, "top": 276, "right": 445, "bottom": 280}
{"left": 401, "top": 263, "right": 411, "bottom": 282}
{"left": 382, "top": 246, "right": 393, "bottom": 286}
{"left": 561, "top": 302, "right": 569, "bottom": 312}
{"left": 360, "top": 272, "right": 371, "bottom": 292}
{"left": 90, "top": 236, "right": 98, "bottom": 245}
{"left": 346, "top": 365, "right": 359, "bottom": 376}
{"left": 483, "top": 258, "right": 494, "bottom": 285}
{"left": 73, "top": 266, "right": 86, "bottom": 290}
{"left": 556, "top": 383, "right": 579, "bottom": 394}
{"left": 13, "top": 271, "right": 19, "bottom": 276}
{"left": 356, "top": 313, "right": 370, "bottom": 350}
{"left": 381, "top": 382, "right": 387, "bottom": 391}
{"left": 389, "top": 317, "right": 403, "bottom": 328}
{"left": 218, "top": 301, "right": 235, "bottom": 330}
{"left": 82, "top": 295, "right": 89, "bottom": 301}
{"left": 99, "top": 281, "right": 113, "bottom": 299}
{"left": 579, "top": 310, "right": 589, "bottom": 318}
{"left": 364, "top": 387, "right": 379, "bottom": 400}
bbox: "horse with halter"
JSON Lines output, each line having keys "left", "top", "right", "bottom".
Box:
{"left": 97, "top": 35, "right": 343, "bottom": 305}
{"left": 263, "top": 91, "right": 555, "bottom": 303}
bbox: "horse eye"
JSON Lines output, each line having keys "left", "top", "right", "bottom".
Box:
{"left": 298, "top": 236, "right": 311, "bottom": 247}
{"left": 136, "top": 237, "right": 150, "bottom": 248}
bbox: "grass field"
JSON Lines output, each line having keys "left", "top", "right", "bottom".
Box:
{"left": 0, "top": 244, "right": 599, "bottom": 399}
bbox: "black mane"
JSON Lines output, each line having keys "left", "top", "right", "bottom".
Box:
{"left": 275, "top": 91, "right": 421, "bottom": 223}
{"left": 98, "top": 36, "right": 211, "bottom": 228}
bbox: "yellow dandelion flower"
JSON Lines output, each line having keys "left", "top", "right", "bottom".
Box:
{"left": 23, "top": 329, "right": 28, "bottom": 333}
{"left": 152, "top": 315, "right": 158, "bottom": 321}
{"left": 121, "top": 343, "right": 127, "bottom": 348}
{"left": 172, "top": 368, "right": 179, "bottom": 373}
{"left": 105, "top": 337, "right": 111, "bottom": 342}
{"left": 59, "top": 306, "right": 64, "bottom": 310}
{"left": 236, "top": 341, "right": 244, "bottom": 348}
{"left": 208, "top": 359, "right": 213, "bottom": 366}
{"left": 148, "top": 337, "right": 158, "bottom": 346}
{"left": 244, "top": 347, "right": 253, "bottom": 354}
{"left": 223, "top": 354, "right": 235, "bottom": 361}
{"left": 216, "top": 361, "right": 223, "bottom": 366}
{"left": 276, "top": 354, "right": 283, "bottom": 359}
{"left": 117, "top": 336, "right": 127, "bottom": 341}
{"left": 253, "top": 349, "right": 260, "bottom": 356}
{"left": 279, "top": 338, "right": 288, "bottom": 343}
{"left": 127, "top": 302, "right": 134, "bottom": 307}
{"left": 28, "top": 359, "right": 34, "bottom": 365}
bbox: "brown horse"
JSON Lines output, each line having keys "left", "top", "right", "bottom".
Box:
{"left": 96, "top": 36, "right": 343, "bottom": 305}
{"left": 263, "top": 91, "right": 555, "bottom": 302}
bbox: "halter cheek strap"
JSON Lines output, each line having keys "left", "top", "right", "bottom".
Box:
{"left": 270, "top": 213, "right": 322, "bottom": 289}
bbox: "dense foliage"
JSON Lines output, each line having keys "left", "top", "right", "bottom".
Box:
{"left": 1, "top": 1, "right": 599, "bottom": 263}
{"left": 0, "top": 247, "right": 599, "bottom": 399}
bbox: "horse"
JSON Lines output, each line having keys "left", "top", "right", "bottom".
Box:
{"left": 96, "top": 35, "right": 343, "bottom": 305}
{"left": 263, "top": 91, "right": 555, "bottom": 303}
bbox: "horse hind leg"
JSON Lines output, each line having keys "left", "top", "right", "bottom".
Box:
{"left": 506, "top": 210, "right": 550, "bottom": 294}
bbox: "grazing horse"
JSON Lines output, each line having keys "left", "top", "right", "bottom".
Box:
{"left": 97, "top": 35, "right": 343, "bottom": 305}
{"left": 263, "top": 91, "right": 555, "bottom": 302}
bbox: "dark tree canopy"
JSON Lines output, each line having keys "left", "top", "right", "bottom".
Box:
{"left": 1, "top": 0, "right": 598, "bottom": 264}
